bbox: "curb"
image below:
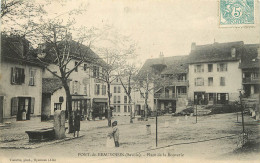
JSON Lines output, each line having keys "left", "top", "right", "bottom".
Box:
{"left": 0, "top": 135, "right": 85, "bottom": 149}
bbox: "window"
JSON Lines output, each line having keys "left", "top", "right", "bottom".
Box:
{"left": 195, "top": 77, "right": 204, "bottom": 86}
{"left": 73, "top": 81, "right": 80, "bottom": 94}
{"left": 95, "top": 84, "right": 100, "bottom": 95}
{"left": 194, "top": 64, "right": 204, "bottom": 73}
{"left": 117, "top": 96, "right": 120, "bottom": 103}
{"left": 93, "top": 66, "right": 99, "bottom": 78}
{"left": 29, "top": 69, "right": 36, "bottom": 86}
{"left": 75, "top": 62, "right": 78, "bottom": 72}
{"left": 117, "top": 105, "right": 120, "bottom": 112}
{"left": 102, "top": 85, "right": 106, "bottom": 95}
{"left": 118, "top": 86, "right": 121, "bottom": 93}
{"left": 124, "top": 96, "right": 127, "bottom": 103}
{"left": 84, "top": 64, "right": 87, "bottom": 71}
{"left": 217, "top": 63, "right": 227, "bottom": 72}
{"left": 128, "top": 106, "right": 130, "bottom": 112}
{"left": 208, "top": 64, "right": 213, "bottom": 72}
{"left": 124, "top": 105, "right": 127, "bottom": 112}
{"left": 11, "top": 67, "right": 25, "bottom": 85}
{"left": 113, "top": 96, "right": 117, "bottom": 103}
{"left": 54, "top": 103, "right": 62, "bottom": 111}
{"left": 208, "top": 77, "right": 213, "bottom": 86}
{"left": 220, "top": 77, "right": 225, "bottom": 86}
{"left": 84, "top": 85, "right": 87, "bottom": 95}
{"left": 113, "top": 105, "right": 116, "bottom": 112}
{"left": 114, "top": 86, "right": 117, "bottom": 93}
{"left": 140, "top": 92, "right": 144, "bottom": 98}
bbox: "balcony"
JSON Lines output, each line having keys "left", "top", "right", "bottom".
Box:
{"left": 167, "top": 80, "right": 189, "bottom": 86}
{"left": 242, "top": 77, "right": 260, "bottom": 84}
{"left": 154, "top": 93, "right": 187, "bottom": 99}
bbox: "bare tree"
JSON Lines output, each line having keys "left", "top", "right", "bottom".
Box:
{"left": 35, "top": 20, "right": 101, "bottom": 132}
{"left": 118, "top": 64, "right": 138, "bottom": 123}
{"left": 135, "top": 69, "right": 168, "bottom": 121}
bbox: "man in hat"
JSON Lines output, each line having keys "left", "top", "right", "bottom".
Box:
{"left": 112, "top": 121, "right": 119, "bottom": 147}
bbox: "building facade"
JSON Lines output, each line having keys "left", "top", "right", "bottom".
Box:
{"left": 0, "top": 35, "right": 43, "bottom": 122}
{"left": 110, "top": 78, "right": 135, "bottom": 116}
{"left": 188, "top": 42, "right": 244, "bottom": 105}
{"left": 41, "top": 41, "right": 108, "bottom": 120}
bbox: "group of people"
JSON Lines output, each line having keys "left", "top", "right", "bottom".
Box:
{"left": 72, "top": 110, "right": 120, "bottom": 148}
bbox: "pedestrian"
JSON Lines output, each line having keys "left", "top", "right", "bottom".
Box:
{"left": 73, "top": 110, "right": 81, "bottom": 137}
{"left": 112, "top": 121, "right": 119, "bottom": 147}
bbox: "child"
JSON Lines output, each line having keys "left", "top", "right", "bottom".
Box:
{"left": 112, "top": 121, "right": 119, "bottom": 147}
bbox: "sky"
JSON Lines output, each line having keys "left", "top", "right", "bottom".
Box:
{"left": 21, "top": 0, "right": 260, "bottom": 65}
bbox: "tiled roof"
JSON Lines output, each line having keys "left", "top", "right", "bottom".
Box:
{"left": 188, "top": 41, "right": 244, "bottom": 64}
{"left": 1, "top": 34, "right": 43, "bottom": 66}
{"left": 240, "top": 44, "right": 260, "bottom": 69}
{"left": 42, "top": 78, "right": 63, "bottom": 94}
{"left": 41, "top": 40, "right": 107, "bottom": 67}
{"left": 137, "top": 55, "right": 189, "bottom": 78}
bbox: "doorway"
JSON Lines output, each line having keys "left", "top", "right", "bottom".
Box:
{"left": 17, "top": 97, "right": 31, "bottom": 121}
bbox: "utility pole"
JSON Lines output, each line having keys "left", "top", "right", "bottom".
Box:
{"left": 239, "top": 91, "right": 245, "bottom": 145}
{"left": 156, "top": 98, "right": 158, "bottom": 147}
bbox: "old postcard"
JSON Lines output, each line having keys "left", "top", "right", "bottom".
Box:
{"left": 0, "top": 0, "right": 259, "bottom": 163}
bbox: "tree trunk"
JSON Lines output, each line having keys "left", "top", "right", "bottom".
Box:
{"left": 128, "top": 95, "right": 133, "bottom": 123}
{"left": 107, "top": 82, "right": 111, "bottom": 127}
{"left": 62, "top": 80, "right": 74, "bottom": 133}
{"left": 145, "top": 90, "right": 148, "bottom": 121}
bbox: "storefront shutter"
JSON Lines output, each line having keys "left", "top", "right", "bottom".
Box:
{"left": 30, "top": 97, "right": 35, "bottom": 114}
{"left": 11, "top": 97, "right": 19, "bottom": 116}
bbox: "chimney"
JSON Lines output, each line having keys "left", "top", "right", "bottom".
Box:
{"left": 159, "top": 51, "right": 164, "bottom": 58}
{"left": 191, "top": 42, "right": 196, "bottom": 51}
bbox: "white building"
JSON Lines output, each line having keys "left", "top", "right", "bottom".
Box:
{"left": 0, "top": 35, "right": 43, "bottom": 122}
{"left": 188, "top": 42, "right": 243, "bottom": 105}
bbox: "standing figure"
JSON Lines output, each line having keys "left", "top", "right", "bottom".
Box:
{"left": 112, "top": 121, "right": 119, "bottom": 147}
{"left": 73, "top": 110, "right": 81, "bottom": 137}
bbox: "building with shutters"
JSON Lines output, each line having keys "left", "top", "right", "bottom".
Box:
{"left": 40, "top": 40, "right": 108, "bottom": 120}
{"left": 110, "top": 78, "right": 135, "bottom": 116}
{"left": 0, "top": 35, "right": 43, "bottom": 122}
{"left": 188, "top": 42, "right": 244, "bottom": 105}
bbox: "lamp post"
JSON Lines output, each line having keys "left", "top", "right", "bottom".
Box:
{"left": 195, "top": 95, "right": 198, "bottom": 123}
{"left": 155, "top": 98, "right": 158, "bottom": 147}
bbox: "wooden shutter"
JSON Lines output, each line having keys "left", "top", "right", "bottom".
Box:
{"left": 11, "top": 67, "right": 14, "bottom": 84}
{"left": 11, "top": 97, "right": 19, "bottom": 116}
{"left": 21, "top": 68, "right": 25, "bottom": 83}
{"left": 30, "top": 97, "right": 35, "bottom": 114}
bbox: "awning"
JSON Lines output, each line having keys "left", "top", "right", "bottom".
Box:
{"left": 72, "top": 95, "right": 90, "bottom": 100}
{"left": 93, "top": 98, "right": 108, "bottom": 103}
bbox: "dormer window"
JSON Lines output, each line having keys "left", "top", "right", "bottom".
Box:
{"left": 231, "top": 48, "right": 236, "bottom": 58}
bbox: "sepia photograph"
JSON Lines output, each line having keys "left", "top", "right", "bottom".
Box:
{"left": 0, "top": 0, "right": 259, "bottom": 162}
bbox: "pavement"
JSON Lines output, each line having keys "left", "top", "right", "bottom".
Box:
{"left": 0, "top": 113, "right": 260, "bottom": 161}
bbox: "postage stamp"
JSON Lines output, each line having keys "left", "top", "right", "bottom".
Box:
{"left": 219, "top": 0, "right": 255, "bottom": 26}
